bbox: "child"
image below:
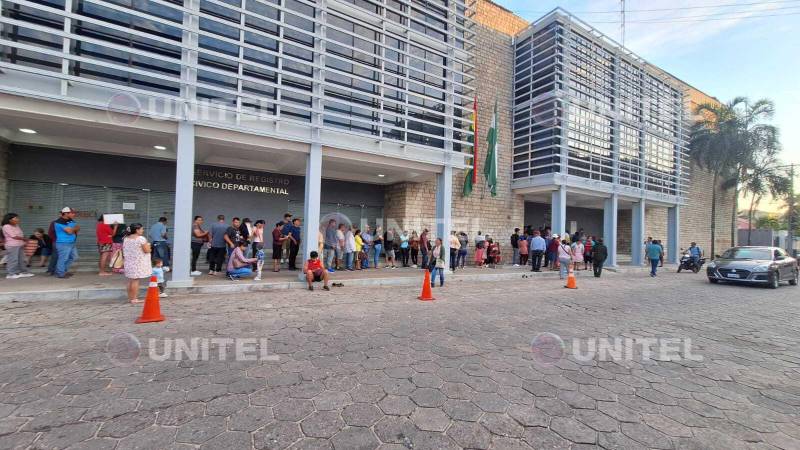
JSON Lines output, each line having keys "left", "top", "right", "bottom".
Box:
{"left": 254, "top": 248, "right": 265, "bottom": 281}
{"left": 152, "top": 258, "right": 167, "bottom": 297}
{"left": 303, "top": 251, "right": 330, "bottom": 291}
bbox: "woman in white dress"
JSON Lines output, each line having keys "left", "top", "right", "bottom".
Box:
{"left": 123, "top": 223, "right": 152, "bottom": 304}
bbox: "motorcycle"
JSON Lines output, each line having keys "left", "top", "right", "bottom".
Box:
{"left": 677, "top": 251, "right": 705, "bottom": 273}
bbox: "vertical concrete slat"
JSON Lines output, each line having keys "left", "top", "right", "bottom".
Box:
{"left": 170, "top": 121, "right": 195, "bottom": 287}
{"left": 603, "top": 194, "right": 618, "bottom": 267}
{"left": 436, "top": 165, "right": 453, "bottom": 270}
{"left": 631, "top": 200, "right": 646, "bottom": 265}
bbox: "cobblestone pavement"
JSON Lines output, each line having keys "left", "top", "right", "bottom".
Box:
{"left": 1, "top": 270, "right": 799, "bottom": 449}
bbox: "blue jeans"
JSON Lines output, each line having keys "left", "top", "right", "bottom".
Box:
{"left": 55, "top": 242, "right": 78, "bottom": 277}
{"left": 421, "top": 247, "right": 429, "bottom": 268}
{"left": 430, "top": 267, "right": 444, "bottom": 286}
{"left": 559, "top": 258, "right": 570, "bottom": 279}
{"left": 345, "top": 252, "right": 354, "bottom": 270}
{"left": 152, "top": 241, "right": 171, "bottom": 267}
{"left": 650, "top": 258, "right": 659, "bottom": 276}
{"left": 324, "top": 246, "right": 336, "bottom": 270}
{"left": 362, "top": 245, "right": 370, "bottom": 268}
{"left": 457, "top": 249, "right": 467, "bottom": 268}
{"left": 373, "top": 243, "right": 382, "bottom": 268}
{"left": 228, "top": 267, "right": 253, "bottom": 278}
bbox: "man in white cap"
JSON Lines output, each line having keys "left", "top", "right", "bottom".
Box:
{"left": 53, "top": 207, "right": 80, "bottom": 278}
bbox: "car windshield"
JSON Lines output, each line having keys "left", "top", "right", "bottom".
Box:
{"left": 720, "top": 248, "right": 773, "bottom": 260}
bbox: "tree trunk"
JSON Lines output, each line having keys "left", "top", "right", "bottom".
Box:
{"left": 747, "top": 194, "right": 757, "bottom": 245}
{"left": 711, "top": 171, "right": 718, "bottom": 257}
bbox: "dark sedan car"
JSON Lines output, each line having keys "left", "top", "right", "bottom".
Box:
{"left": 707, "top": 246, "right": 798, "bottom": 289}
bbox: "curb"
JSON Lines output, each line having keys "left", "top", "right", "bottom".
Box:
{"left": 0, "top": 270, "right": 569, "bottom": 303}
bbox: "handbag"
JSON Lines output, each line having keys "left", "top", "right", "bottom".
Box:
{"left": 110, "top": 248, "right": 125, "bottom": 270}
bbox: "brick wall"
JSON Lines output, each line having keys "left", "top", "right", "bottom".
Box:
{"left": 472, "top": 0, "right": 529, "bottom": 36}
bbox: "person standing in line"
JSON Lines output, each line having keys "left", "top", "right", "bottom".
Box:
{"left": 53, "top": 207, "right": 80, "bottom": 279}
{"left": 2, "top": 213, "right": 34, "bottom": 279}
{"left": 529, "top": 230, "right": 546, "bottom": 272}
{"left": 239, "top": 218, "right": 253, "bottom": 255}
{"left": 225, "top": 217, "right": 242, "bottom": 259}
{"left": 208, "top": 215, "right": 229, "bottom": 276}
{"left": 96, "top": 216, "right": 118, "bottom": 276}
{"left": 149, "top": 217, "right": 171, "bottom": 272}
{"left": 251, "top": 219, "right": 265, "bottom": 271}
{"left": 592, "top": 238, "right": 608, "bottom": 277}
{"left": 583, "top": 236, "right": 594, "bottom": 271}
{"left": 384, "top": 228, "right": 396, "bottom": 269}
{"left": 123, "top": 223, "right": 151, "bottom": 303}
{"left": 372, "top": 227, "right": 384, "bottom": 269}
{"left": 399, "top": 230, "right": 410, "bottom": 267}
{"left": 190, "top": 215, "right": 209, "bottom": 276}
{"left": 557, "top": 238, "right": 573, "bottom": 280}
{"left": 542, "top": 229, "right": 551, "bottom": 269}
{"left": 354, "top": 229, "right": 364, "bottom": 270}
{"left": 46, "top": 213, "right": 60, "bottom": 275}
{"left": 323, "top": 219, "right": 338, "bottom": 273}
{"left": 419, "top": 228, "right": 430, "bottom": 268}
{"left": 227, "top": 240, "right": 257, "bottom": 281}
{"left": 518, "top": 232, "right": 529, "bottom": 266}
{"left": 110, "top": 222, "right": 126, "bottom": 274}
{"left": 336, "top": 223, "right": 346, "bottom": 270}
{"left": 474, "top": 233, "right": 486, "bottom": 268}
{"left": 572, "top": 238, "right": 585, "bottom": 272}
{"left": 280, "top": 213, "right": 292, "bottom": 264}
{"left": 449, "top": 230, "right": 461, "bottom": 272}
{"left": 286, "top": 217, "right": 302, "bottom": 271}
{"left": 271, "top": 221, "right": 287, "bottom": 273}
{"left": 344, "top": 225, "right": 356, "bottom": 271}
{"left": 547, "top": 234, "right": 561, "bottom": 272}
{"left": 646, "top": 239, "right": 663, "bottom": 277}
{"left": 410, "top": 231, "right": 420, "bottom": 268}
{"left": 361, "top": 225, "right": 372, "bottom": 269}
{"left": 510, "top": 228, "right": 520, "bottom": 267}
{"left": 430, "top": 237, "right": 445, "bottom": 288}
{"left": 487, "top": 238, "right": 501, "bottom": 268}
{"left": 457, "top": 231, "right": 468, "bottom": 269}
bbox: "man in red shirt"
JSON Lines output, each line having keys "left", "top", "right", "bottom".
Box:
{"left": 303, "top": 251, "right": 330, "bottom": 291}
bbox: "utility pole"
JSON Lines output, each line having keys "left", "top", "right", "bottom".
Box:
{"left": 788, "top": 164, "right": 796, "bottom": 256}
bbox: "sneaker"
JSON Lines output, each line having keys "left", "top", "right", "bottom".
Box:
{"left": 327, "top": 268, "right": 335, "bottom": 273}
{"left": 514, "top": 264, "right": 520, "bottom": 267}
{"left": 5, "top": 274, "right": 20, "bottom": 279}
{"left": 228, "top": 274, "right": 239, "bottom": 281}
{"left": 411, "top": 264, "right": 417, "bottom": 269}
{"left": 308, "top": 285, "right": 314, "bottom": 291}
{"left": 208, "top": 270, "right": 216, "bottom": 276}
{"left": 163, "top": 266, "right": 170, "bottom": 272}
{"left": 18, "top": 273, "right": 34, "bottom": 278}
{"left": 323, "top": 285, "right": 330, "bottom": 291}
{"left": 190, "top": 271, "right": 202, "bottom": 276}
{"left": 159, "top": 292, "right": 168, "bottom": 298}
{"left": 254, "top": 277, "right": 261, "bottom": 281}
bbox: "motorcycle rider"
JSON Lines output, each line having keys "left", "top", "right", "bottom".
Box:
{"left": 688, "top": 242, "right": 702, "bottom": 267}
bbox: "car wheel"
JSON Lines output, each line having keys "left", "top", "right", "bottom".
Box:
{"left": 708, "top": 278, "right": 718, "bottom": 284}
{"left": 768, "top": 271, "right": 780, "bottom": 289}
{"left": 789, "top": 270, "right": 798, "bottom": 286}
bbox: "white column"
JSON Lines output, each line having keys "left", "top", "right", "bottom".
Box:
{"left": 603, "top": 194, "right": 618, "bottom": 267}
{"left": 299, "top": 144, "right": 322, "bottom": 280}
{"left": 667, "top": 205, "right": 680, "bottom": 264}
{"left": 631, "top": 200, "right": 646, "bottom": 265}
{"left": 436, "top": 165, "right": 453, "bottom": 270}
{"left": 169, "top": 121, "right": 195, "bottom": 287}
{"left": 551, "top": 185, "right": 567, "bottom": 236}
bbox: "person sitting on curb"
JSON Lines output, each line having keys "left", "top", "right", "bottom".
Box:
{"left": 303, "top": 251, "right": 330, "bottom": 291}
{"left": 227, "top": 240, "right": 257, "bottom": 281}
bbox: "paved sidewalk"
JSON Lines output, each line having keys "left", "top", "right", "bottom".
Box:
{"left": 0, "top": 271, "right": 798, "bottom": 449}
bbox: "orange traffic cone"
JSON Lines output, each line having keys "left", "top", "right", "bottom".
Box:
{"left": 136, "top": 276, "right": 165, "bottom": 323}
{"left": 418, "top": 270, "right": 436, "bottom": 301}
{"left": 565, "top": 267, "right": 577, "bottom": 289}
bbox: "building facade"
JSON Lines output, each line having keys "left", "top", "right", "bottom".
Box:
{"left": 0, "top": 0, "right": 734, "bottom": 283}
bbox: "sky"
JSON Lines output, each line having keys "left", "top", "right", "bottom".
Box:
{"left": 495, "top": 0, "right": 800, "bottom": 212}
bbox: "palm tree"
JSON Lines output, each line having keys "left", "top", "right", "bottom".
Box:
{"left": 690, "top": 100, "right": 740, "bottom": 257}
{"left": 741, "top": 160, "right": 791, "bottom": 245}
{"left": 726, "top": 98, "right": 781, "bottom": 246}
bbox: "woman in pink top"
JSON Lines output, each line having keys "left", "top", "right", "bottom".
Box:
{"left": 2, "top": 213, "right": 34, "bottom": 279}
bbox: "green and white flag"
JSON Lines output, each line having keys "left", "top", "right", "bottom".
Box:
{"left": 483, "top": 100, "right": 498, "bottom": 197}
